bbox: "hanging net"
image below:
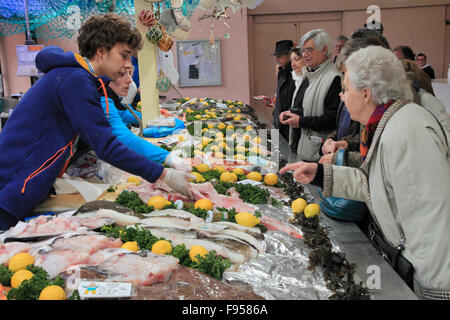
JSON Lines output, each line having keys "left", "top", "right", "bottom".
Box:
{"left": 0, "top": 0, "right": 199, "bottom": 40}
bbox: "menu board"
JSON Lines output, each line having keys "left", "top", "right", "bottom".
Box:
{"left": 176, "top": 39, "right": 222, "bottom": 87}
{"left": 16, "top": 45, "right": 44, "bottom": 77}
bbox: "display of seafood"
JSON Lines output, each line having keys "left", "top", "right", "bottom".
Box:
{"left": 0, "top": 97, "right": 368, "bottom": 301}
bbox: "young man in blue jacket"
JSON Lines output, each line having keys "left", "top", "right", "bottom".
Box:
{"left": 0, "top": 14, "right": 194, "bottom": 229}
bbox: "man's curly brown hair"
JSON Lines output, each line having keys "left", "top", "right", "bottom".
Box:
{"left": 78, "top": 13, "right": 143, "bottom": 58}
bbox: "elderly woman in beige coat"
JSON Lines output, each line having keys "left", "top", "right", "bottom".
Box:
{"left": 280, "top": 46, "right": 450, "bottom": 299}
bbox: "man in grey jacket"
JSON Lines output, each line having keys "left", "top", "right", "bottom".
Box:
{"left": 279, "top": 29, "right": 341, "bottom": 161}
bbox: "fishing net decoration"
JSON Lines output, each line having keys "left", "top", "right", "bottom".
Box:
{"left": 0, "top": 0, "right": 199, "bottom": 39}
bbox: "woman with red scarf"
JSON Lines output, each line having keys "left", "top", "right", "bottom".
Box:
{"left": 279, "top": 46, "right": 450, "bottom": 299}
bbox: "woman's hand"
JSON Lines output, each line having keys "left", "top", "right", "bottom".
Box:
{"left": 322, "top": 139, "right": 348, "bottom": 154}
{"left": 279, "top": 161, "right": 318, "bottom": 185}
{"left": 319, "top": 153, "right": 334, "bottom": 164}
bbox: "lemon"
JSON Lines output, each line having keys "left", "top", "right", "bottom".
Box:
{"left": 194, "top": 199, "right": 213, "bottom": 211}
{"left": 226, "top": 124, "right": 235, "bottom": 130}
{"left": 233, "top": 116, "right": 241, "bottom": 121}
{"left": 148, "top": 196, "right": 171, "bottom": 210}
{"left": 190, "top": 172, "right": 206, "bottom": 183}
{"left": 264, "top": 173, "right": 278, "bottom": 186}
{"left": 151, "top": 240, "right": 173, "bottom": 255}
{"left": 291, "top": 198, "right": 307, "bottom": 214}
{"left": 11, "top": 270, "right": 34, "bottom": 289}
{"left": 127, "top": 176, "right": 141, "bottom": 186}
{"left": 8, "top": 252, "right": 34, "bottom": 272}
{"left": 195, "top": 163, "right": 210, "bottom": 173}
{"left": 304, "top": 203, "right": 320, "bottom": 218}
{"left": 235, "top": 109, "right": 241, "bottom": 113}
{"left": 190, "top": 101, "right": 197, "bottom": 105}
{"left": 121, "top": 241, "right": 139, "bottom": 252}
{"left": 245, "top": 126, "right": 253, "bottom": 131}
{"left": 217, "top": 123, "right": 226, "bottom": 130}
{"left": 220, "top": 172, "right": 238, "bottom": 183}
{"left": 202, "top": 128, "right": 208, "bottom": 133}
{"left": 213, "top": 165, "right": 226, "bottom": 173}
{"left": 243, "top": 134, "right": 251, "bottom": 141}
{"left": 185, "top": 97, "right": 190, "bottom": 100}
{"left": 238, "top": 101, "right": 243, "bottom": 105}
{"left": 199, "top": 98, "right": 205, "bottom": 102}
{"left": 246, "top": 172, "right": 262, "bottom": 182}
{"left": 39, "top": 285, "right": 67, "bottom": 300}
{"left": 232, "top": 168, "right": 245, "bottom": 175}
{"left": 189, "top": 246, "right": 209, "bottom": 263}
{"left": 207, "top": 123, "right": 215, "bottom": 129}
{"left": 234, "top": 154, "right": 246, "bottom": 161}
{"left": 229, "top": 105, "right": 235, "bottom": 108}
{"left": 178, "top": 135, "right": 185, "bottom": 142}
{"left": 235, "top": 212, "right": 260, "bottom": 228}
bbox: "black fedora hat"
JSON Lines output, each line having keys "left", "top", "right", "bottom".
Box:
{"left": 270, "top": 40, "right": 294, "bottom": 56}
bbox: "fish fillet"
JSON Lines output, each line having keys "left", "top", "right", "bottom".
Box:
{"left": 33, "top": 249, "right": 91, "bottom": 279}
{"left": 259, "top": 216, "right": 303, "bottom": 239}
{"left": 91, "top": 252, "right": 179, "bottom": 286}
{"left": 0, "top": 242, "right": 33, "bottom": 265}
{"left": 51, "top": 234, "right": 122, "bottom": 254}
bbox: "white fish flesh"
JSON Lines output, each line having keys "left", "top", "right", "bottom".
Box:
{"left": 87, "top": 248, "right": 134, "bottom": 266}
{"left": 12, "top": 215, "right": 113, "bottom": 238}
{"left": 33, "top": 249, "right": 91, "bottom": 279}
{"left": 96, "top": 209, "right": 140, "bottom": 226}
{"left": 0, "top": 242, "right": 33, "bottom": 265}
{"left": 138, "top": 217, "right": 193, "bottom": 231}
{"left": 143, "top": 209, "right": 204, "bottom": 226}
{"left": 89, "top": 252, "right": 179, "bottom": 286}
{"left": 50, "top": 234, "right": 122, "bottom": 254}
{"left": 213, "top": 221, "right": 263, "bottom": 239}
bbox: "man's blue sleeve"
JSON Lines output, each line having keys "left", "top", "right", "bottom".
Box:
{"left": 100, "top": 97, "right": 169, "bottom": 164}
{"left": 118, "top": 108, "right": 142, "bottom": 126}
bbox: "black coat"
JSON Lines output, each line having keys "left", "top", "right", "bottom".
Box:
{"left": 273, "top": 63, "right": 295, "bottom": 141}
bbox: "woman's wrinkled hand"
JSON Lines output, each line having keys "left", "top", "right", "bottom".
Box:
{"left": 279, "top": 161, "right": 318, "bottom": 185}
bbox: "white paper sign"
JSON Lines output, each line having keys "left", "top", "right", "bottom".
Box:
{"left": 16, "top": 45, "right": 44, "bottom": 76}
{"left": 78, "top": 281, "right": 133, "bottom": 298}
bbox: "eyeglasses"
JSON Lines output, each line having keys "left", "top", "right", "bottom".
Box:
{"left": 301, "top": 47, "right": 316, "bottom": 55}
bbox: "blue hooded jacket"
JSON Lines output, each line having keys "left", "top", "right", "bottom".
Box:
{"left": 0, "top": 46, "right": 164, "bottom": 228}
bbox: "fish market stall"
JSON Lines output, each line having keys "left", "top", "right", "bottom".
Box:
{"left": 0, "top": 97, "right": 416, "bottom": 300}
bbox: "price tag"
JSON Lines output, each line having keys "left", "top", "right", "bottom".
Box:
{"left": 78, "top": 281, "right": 133, "bottom": 299}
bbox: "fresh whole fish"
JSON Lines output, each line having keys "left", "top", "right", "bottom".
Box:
{"left": 33, "top": 249, "right": 91, "bottom": 279}
{"left": 0, "top": 242, "right": 33, "bottom": 265}
{"left": 50, "top": 234, "right": 122, "bottom": 254}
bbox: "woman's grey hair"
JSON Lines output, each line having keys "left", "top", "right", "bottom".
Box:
{"left": 345, "top": 46, "right": 414, "bottom": 105}
{"left": 299, "top": 29, "right": 332, "bottom": 59}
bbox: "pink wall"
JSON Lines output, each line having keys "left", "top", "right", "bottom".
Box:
{"left": 167, "top": 8, "right": 250, "bottom": 103}
{"left": 0, "top": 33, "right": 31, "bottom": 97}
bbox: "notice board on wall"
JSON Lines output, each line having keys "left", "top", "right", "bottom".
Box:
{"left": 176, "top": 39, "right": 221, "bottom": 87}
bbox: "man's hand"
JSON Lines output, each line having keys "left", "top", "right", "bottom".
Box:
{"left": 279, "top": 162, "right": 318, "bottom": 185}
{"left": 319, "top": 153, "right": 334, "bottom": 164}
{"left": 164, "top": 153, "right": 192, "bottom": 173}
{"left": 279, "top": 111, "right": 300, "bottom": 128}
{"left": 322, "top": 138, "right": 335, "bottom": 154}
{"left": 161, "top": 168, "right": 195, "bottom": 199}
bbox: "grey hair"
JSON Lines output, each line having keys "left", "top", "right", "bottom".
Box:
{"left": 345, "top": 46, "right": 414, "bottom": 105}
{"left": 299, "top": 29, "right": 332, "bottom": 58}
{"left": 336, "top": 35, "right": 348, "bottom": 42}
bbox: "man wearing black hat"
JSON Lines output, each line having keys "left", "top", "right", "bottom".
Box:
{"left": 271, "top": 40, "right": 295, "bottom": 142}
